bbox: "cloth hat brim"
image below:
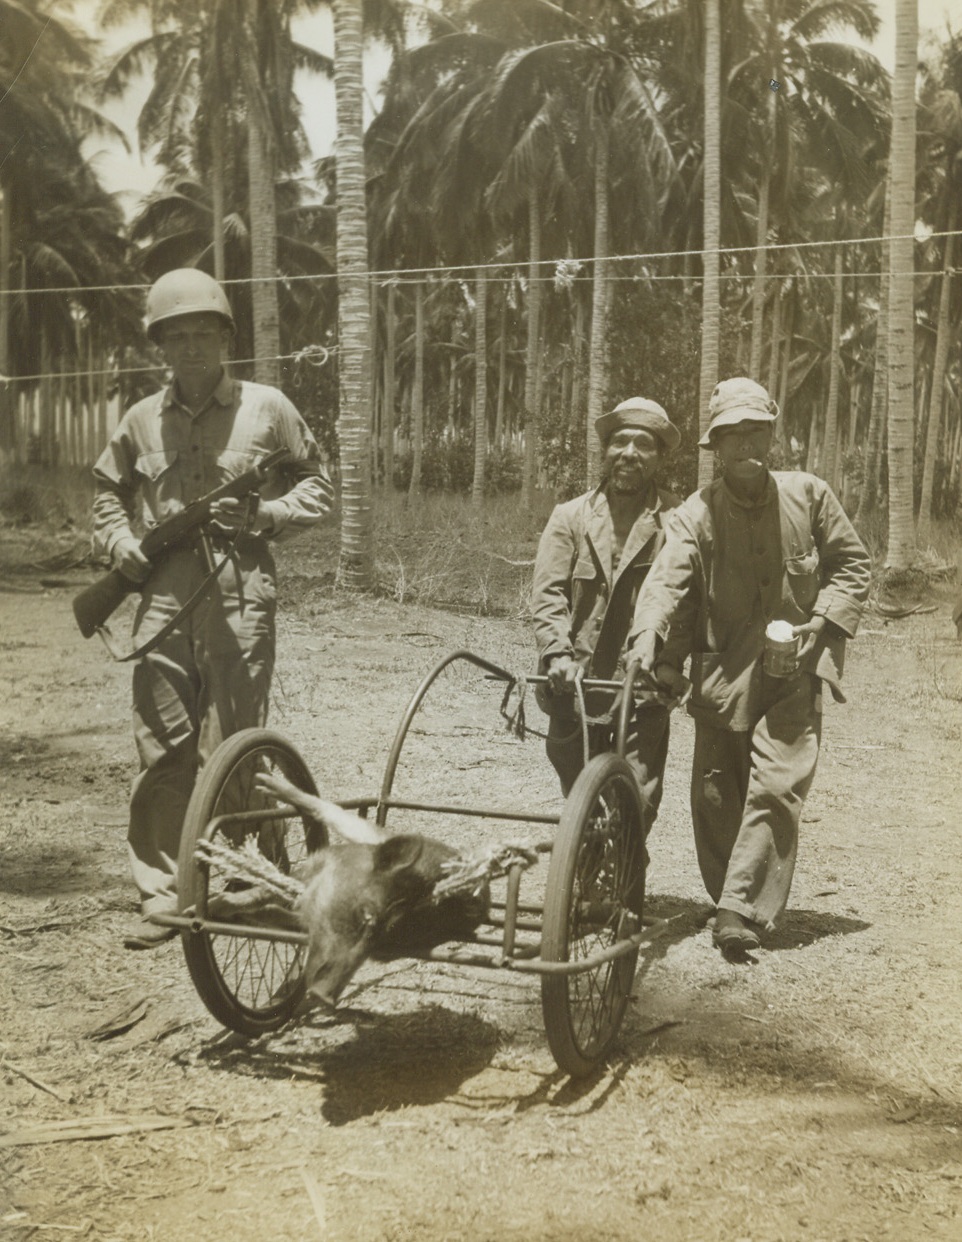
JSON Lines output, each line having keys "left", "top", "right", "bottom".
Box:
{"left": 698, "top": 408, "right": 778, "bottom": 449}
{"left": 595, "top": 405, "right": 681, "bottom": 452}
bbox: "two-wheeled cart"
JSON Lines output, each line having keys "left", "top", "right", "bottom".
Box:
{"left": 151, "top": 650, "right": 658, "bottom": 1077}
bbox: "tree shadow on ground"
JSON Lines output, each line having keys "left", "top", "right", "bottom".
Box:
{"left": 0, "top": 844, "right": 118, "bottom": 898}
{"left": 195, "top": 1003, "right": 499, "bottom": 1125}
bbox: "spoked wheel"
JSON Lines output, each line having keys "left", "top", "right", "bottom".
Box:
{"left": 541, "top": 753, "right": 646, "bottom": 1077}
{"left": 177, "top": 728, "right": 326, "bottom": 1036}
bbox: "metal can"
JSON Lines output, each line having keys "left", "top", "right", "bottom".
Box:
{"left": 763, "top": 621, "right": 799, "bottom": 678}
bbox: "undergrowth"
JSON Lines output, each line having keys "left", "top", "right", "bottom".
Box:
{"left": 2, "top": 463, "right": 959, "bottom": 617}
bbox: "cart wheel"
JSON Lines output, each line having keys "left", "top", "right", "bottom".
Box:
{"left": 541, "top": 753, "right": 646, "bottom": 1077}
{"left": 177, "top": 728, "right": 326, "bottom": 1037}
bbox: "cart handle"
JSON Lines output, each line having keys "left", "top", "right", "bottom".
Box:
{"left": 377, "top": 649, "right": 520, "bottom": 828}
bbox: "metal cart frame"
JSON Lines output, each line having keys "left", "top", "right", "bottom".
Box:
{"left": 152, "top": 649, "right": 654, "bottom": 1077}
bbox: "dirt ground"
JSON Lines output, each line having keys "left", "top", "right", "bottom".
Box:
{"left": 2, "top": 541, "right": 962, "bottom": 1242}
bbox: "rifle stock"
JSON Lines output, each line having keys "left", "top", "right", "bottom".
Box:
{"left": 73, "top": 568, "right": 139, "bottom": 639}
{"left": 73, "top": 448, "right": 290, "bottom": 639}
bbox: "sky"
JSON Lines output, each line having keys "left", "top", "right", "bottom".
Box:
{"left": 64, "top": 0, "right": 962, "bottom": 212}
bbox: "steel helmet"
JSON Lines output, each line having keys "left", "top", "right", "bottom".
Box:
{"left": 145, "top": 268, "right": 235, "bottom": 342}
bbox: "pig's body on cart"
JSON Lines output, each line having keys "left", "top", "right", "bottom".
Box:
{"left": 257, "top": 774, "right": 488, "bottom": 1011}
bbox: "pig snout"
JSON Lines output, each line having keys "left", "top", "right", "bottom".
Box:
{"left": 294, "top": 834, "right": 489, "bottom": 1012}
{"left": 295, "top": 845, "right": 382, "bottom": 1010}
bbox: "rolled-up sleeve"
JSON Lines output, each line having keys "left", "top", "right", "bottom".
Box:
{"left": 531, "top": 505, "right": 577, "bottom": 666}
{"left": 91, "top": 420, "right": 139, "bottom": 560}
{"left": 258, "top": 396, "right": 335, "bottom": 540}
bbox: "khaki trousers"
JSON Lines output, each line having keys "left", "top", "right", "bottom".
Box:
{"left": 690, "top": 673, "right": 822, "bottom": 931}
{"left": 546, "top": 698, "right": 670, "bottom": 830}
{"left": 128, "top": 547, "right": 275, "bottom": 915}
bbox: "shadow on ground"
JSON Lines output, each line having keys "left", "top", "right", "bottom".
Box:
{"left": 641, "top": 892, "right": 871, "bottom": 956}
{"left": 0, "top": 844, "right": 117, "bottom": 898}
{"left": 196, "top": 1003, "right": 500, "bottom": 1125}
{"left": 765, "top": 907, "right": 872, "bottom": 949}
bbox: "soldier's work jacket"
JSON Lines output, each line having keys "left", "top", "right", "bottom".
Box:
{"left": 630, "top": 471, "right": 871, "bottom": 731}
{"left": 92, "top": 372, "right": 332, "bottom": 575}
{"left": 532, "top": 484, "right": 681, "bottom": 680}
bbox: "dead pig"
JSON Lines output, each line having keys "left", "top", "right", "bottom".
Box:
{"left": 255, "top": 772, "right": 487, "bottom": 1010}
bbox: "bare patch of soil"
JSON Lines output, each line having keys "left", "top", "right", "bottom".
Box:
{"left": 2, "top": 551, "right": 961, "bottom": 1242}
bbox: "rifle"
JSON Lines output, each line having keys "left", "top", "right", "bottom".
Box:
{"left": 73, "top": 448, "right": 290, "bottom": 640}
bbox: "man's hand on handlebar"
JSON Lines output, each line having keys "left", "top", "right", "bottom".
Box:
{"left": 651, "top": 661, "right": 687, "bottom": 698}
{"left": 627, "top": 649, "right": 689, "bottom": 706}
{"left": 632, "top": 629, "right": 661, "bottom": 675}
{"left": 545, "top": 654, "right": 582, "bottom": 695}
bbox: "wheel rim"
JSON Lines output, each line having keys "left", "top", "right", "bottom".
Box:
{"left": 197, "top": 745, "right": 318, "bottom": 1020}
{"left": 565, "top": 772, "right": 643, "bottom": 1059}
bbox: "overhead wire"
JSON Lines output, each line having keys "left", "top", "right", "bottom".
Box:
{"left": 1, "top": 346, "right": 333, "bottom": 388}
{"left": 2, "top": 228, "right": 960, "bottom": 300}
{"left": 3, "top": 230, "right": 958, "bottom": 386}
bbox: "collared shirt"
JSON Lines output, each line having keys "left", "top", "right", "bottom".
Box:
{"left": 532, "top": 483, "right": 680, "bottom": 679}
{"left": 92, "top": 371, "right": 333, "bottom": 558}
{"left": 631, "top": 471, "right": 871, "bottom": 729}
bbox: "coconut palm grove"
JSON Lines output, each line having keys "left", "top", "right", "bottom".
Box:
{"left": 0, "top": 0, "right": 959, "bottom": 585}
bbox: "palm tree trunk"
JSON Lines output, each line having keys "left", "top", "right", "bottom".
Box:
{"left": 766, "top": 280, "right": 781, "bottom": 400}
{"left": 698, "top": 0, "right": 722, "bottom": 487}
{"left": 950, "top": 408, "right": 962, "bottom": 497}
{"left": 570, "top": 294, "right": 585, "bottom": 438}
{"left": 585, "top": 125, "right": 610, "bottom": 487}
{"left": 886, "top": 0, "right": 919, "bottom": 570}
{"left": 534, "top": 317, "right": 545, "bottom": 486}
{"left": 916, "top": 208, "right": 955, "bottom": 547}
{"left": 471, "top": 266, "right": 487, "bottom": 505}
{"left": 856, "top": 172, "right": 892, "bottom": 525}
{"left": 96, "top": 338, "right": 108, "bottom": 459}
{"left": 38, "top": 329, "right": 50, "bottom": 466}
{"left": 246, "top": 96, "right": 280, "bottom": 385}
{"left": 749, "top": 166, "right": 770, "bottom": 378}
{"left": 522, "top": 187, "right": 542, "bottom": 504}
{"left": 821, "top": 243, "right": 844, "bottom": 489}
{"left": 333, "top": 0, "right": 374, "bottom": 586}
{"left": 0, "top": 183, "right": 11, "bottom": 459}
{"left": 210, "top": 106, "right": 226, "bottom": 283}
{"left": 495, "top": 292, "right": 507, "bottom": 446}
{"left": 384, "top": 280, "right": 396, "bottom": 491}
{"left": 805, "top": 407, "right": 820, "bottom": 474}
{"left": 777, "top": 283, "right": 794, "bottom": 460}
{"left": 409, "top": 279, "right": 424, "bottom": 498}
{"left": 239, "top": 0, "right": 281, "bottom": 388}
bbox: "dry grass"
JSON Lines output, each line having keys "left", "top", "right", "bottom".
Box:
{"left": 283, "top": 487, "right": 555, "bottom": 618}
{"left": 3, "top": 461, "right": 959, "bottom": 624}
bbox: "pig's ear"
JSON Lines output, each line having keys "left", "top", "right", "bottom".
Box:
{"left": 374, "top": 834, "right": 426, "bottom": 875}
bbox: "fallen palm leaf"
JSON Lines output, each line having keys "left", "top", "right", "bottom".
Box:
{"left": 0, "top": 1113, "right": 191, "bottom": 1147}
{"left": 84, "top": 996, "right": 150, "bottom": 1041}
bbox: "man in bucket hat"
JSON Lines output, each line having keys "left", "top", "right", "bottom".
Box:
{"left": 630, "top": 377, "right": 871, "bottom": 953}
{"left": 531, "top": 396, "right": 682, "bottom": 824}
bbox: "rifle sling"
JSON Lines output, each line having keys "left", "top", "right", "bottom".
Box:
{"left": 95, "top": 525, "right": 245, "bottom": 664}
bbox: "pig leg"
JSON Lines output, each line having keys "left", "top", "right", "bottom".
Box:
{"left": 255, "top": 771, "right": 385, "bottom": 844}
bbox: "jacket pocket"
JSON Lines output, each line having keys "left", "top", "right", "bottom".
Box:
{"left": 135, "top": 449, "right": 178, "bottom": 482}
{"left": 785, "top": 547, "right": 820, "bottom": 610}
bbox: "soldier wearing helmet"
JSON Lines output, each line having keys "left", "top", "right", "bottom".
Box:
{"left": 91, "top": 269, "right": 334, "bottom": 949}
{"left": 630, "top": 377, "right": 871, "bottom": 954}
{"left": 531, "top": 396, "right": 683, "bottom": 835}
